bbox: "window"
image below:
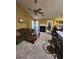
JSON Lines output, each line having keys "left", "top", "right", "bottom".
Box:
{"left": 32, "top": 20, "right": 39, "bottom": 31}
{"left": 32, "top": 21, "right": 35, "bottom": 29}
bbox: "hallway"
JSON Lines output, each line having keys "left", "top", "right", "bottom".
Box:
{"left": 16, "top": 32, "right": 54, "bottom": 59}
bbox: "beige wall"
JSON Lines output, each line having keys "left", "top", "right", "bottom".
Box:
{"left": 36, "top": 19, "right": 47, "bottom": 25}
{"left": 16, "top": 3, "right": 33, "bottom": 29}
{"left": 37, "top": 17, "right": 63, "bottom": 27}
{"left": 53, "top": 17, "right": 63, "bottom": 26}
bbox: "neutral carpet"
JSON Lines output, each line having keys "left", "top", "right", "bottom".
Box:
{"left": 16, "top": 32, "right": 54, "bottom": 59}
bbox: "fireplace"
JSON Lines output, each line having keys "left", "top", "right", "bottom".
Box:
{"left": 40, "top": 26, "right": 46, "bottom": 32}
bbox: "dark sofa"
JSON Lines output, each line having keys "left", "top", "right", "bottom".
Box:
{"left": 16, "top": 28, "right": 37, "bottom": 45}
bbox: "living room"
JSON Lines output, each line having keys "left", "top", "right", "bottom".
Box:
{"left": 16, "top": 0, "right": 63, "bottom": 59}
{"left": 1, "top": 0, "right": 79, "bottom": 59}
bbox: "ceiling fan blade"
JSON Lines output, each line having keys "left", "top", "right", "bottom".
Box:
{"left": 38, "top": 12, "right": 44, "bottom": 14}
{"left": 36, "top": 8, "right": 42, "bottom": 12}
{"left": 28, "top": 8, "right": 33, "bottom": 11}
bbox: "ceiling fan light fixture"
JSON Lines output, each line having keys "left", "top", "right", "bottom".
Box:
{"left": 28, "top": 0, "right": 44, "bottom": 16}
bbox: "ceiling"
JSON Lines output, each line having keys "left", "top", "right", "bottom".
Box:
{"left": 16, "top": 0, "right": 63, "bottom": 19}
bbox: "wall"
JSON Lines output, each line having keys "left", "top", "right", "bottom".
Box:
{"left": 16, "top": 3, "right": 33, "bottom": 29}
{"left": 53, "top": 17, "right": 63, "bottom": 26}
{"left": 36, "top": 17, "right": 63, "bottom": 27}
{"left": 36, "top": 19, "right": 53, "bottom": 26}
{"left": 36, "top": 19, "right": 47, "bottom": 25}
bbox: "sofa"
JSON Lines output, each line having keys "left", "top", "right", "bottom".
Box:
{"left": 16, "top": 28, "right": 37, "bottom": 45}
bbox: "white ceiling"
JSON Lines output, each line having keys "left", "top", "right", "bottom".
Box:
{"left": 16, "top": 0, "right": 63, "bottom": 19}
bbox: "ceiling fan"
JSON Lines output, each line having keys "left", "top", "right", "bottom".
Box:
{"left": 28, "top": 0, "right": 44, "bottom": 16}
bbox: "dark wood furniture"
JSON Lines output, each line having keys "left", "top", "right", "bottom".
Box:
{"left": 16, "top": 28, "right": 37, "bottom": 45}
